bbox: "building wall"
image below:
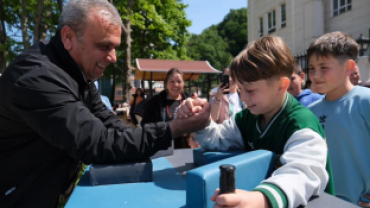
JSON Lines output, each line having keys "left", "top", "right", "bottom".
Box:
{"left": 248, "top": 0, "right": 370, "bottom": 53}
{"left": 248, "top": 0, "right": 370, "bottom": 79}
{"left": 323, "top": 0, "right": 370, "bottom": 39}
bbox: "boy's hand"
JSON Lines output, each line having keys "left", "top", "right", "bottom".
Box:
{"left": 211, "top": 189, "right": 271, "bottom": 208}
{"left": 358, "top": 194, "right": 370, "bottom": 207}
{"left": 176, "top": 98, "right": 208, "bottom": 119}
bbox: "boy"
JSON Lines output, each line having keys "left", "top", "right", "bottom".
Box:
{"left": 177, "top": 36, "right": 333, "bottom": 208}
{"left": 288, "top": 59, "right": 323, "bottom": 107}
{"left": 307, "top": 31, "right": 370, "bottom": 207}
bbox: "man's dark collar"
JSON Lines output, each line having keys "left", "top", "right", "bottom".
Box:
{"left": 48, "top": 30, "right": 88, "bottom": 89}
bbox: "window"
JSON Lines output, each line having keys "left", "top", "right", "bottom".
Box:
{"left": 333, "top": 0, "right": 351, "bottom": 16}
{"left": 259, "top": 18, "right": 263, "bottom": 37}
{"left": 268, "top": 10, "right": 276, "bottom": 33}
{"left": 281, "top": 4, "right": 286, "bottom": 28}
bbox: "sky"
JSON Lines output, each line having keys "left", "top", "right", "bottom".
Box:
{"left": 182, "top": 0, "right": 248, "bottom": 35}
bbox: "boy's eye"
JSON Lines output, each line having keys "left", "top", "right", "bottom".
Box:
{"left": 246, "top": 90, "right": 254, "bottom": 93}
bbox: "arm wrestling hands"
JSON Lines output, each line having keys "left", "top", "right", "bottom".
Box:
{"left": 169, "top": 98, "right": 211, "bottom": 138}
{"left": 171, "top": 98, "right": 271, "bottom": 208}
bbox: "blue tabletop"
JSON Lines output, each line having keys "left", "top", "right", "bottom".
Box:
{"left": 65, "top": 157, "right": 187, "bottom": 208}
{"left": 65, "top": 149, "right": 358, "bottom": 208}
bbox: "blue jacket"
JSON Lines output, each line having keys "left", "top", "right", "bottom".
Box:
{"left": 296, "top": 89, "right": 324, "bottom": 107}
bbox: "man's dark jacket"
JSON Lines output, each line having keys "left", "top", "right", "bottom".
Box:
{"left": 0, "top": 32, "right": 172, "bottom": 207}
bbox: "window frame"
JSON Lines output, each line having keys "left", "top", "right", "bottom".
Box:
{"left": 259, "top": 17, "right": 264, "bottom": 37}
{"left": 268, "top": 10, "right": 276, "bottom": 34}
{"left": 281, "top": 4, "right": 286, "bottom": 28}
{"left": 332, "top": 0, "right": 352, "bottom": 17}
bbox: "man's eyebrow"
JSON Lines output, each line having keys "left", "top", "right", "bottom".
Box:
{"left": 97, "top": 41, "right": 119, "bottom": 48}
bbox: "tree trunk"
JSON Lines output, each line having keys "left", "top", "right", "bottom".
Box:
{"left": 20, "top": 0, "right": 31, "bottom": 49}
{"left": 56, "top": 0, "right": 63, "bottom": 12}
{"left": 121, "top": 0, "right": 134, "bottom": 102}
{"left": 33, "top": 0, "right": 44, "bottom": 44}
{"left": 0, "top": 0, "right": 7, "bottom": 73}
{"left": 39, "top": 0, "right": 52, "bottom": 41}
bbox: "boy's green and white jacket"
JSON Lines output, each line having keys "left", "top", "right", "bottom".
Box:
{"left": 194, "top": 94, "right": 332, "bottom": 208}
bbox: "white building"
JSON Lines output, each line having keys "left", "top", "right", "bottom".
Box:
{"left": 248, "top": 0, "right": 370, "bottom": 81}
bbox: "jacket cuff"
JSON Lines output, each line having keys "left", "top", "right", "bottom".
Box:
{"left": 254, "top": 183, "right": 288, "bottom": 208}
{"left": 163, "top": 122, "right": 173, "bottom": 146}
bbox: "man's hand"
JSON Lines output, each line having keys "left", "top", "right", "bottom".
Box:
{"left": 169, "top": 98, "right": 211, "bottom": 138}
{"left": 176, "top": 98, "right": 208, "bottom": 119}
{"left": 211, "top": 189, "right": 271, "bottom": 208}
{"left": 358, "top": 194, "right": 370, "bottom": 207}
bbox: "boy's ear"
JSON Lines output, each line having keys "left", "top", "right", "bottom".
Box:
{"left": 279, "top": 77, "right": 291, "bottom": 92}
{"left": 345, "top": 59, "right": 356, "bottom": 75}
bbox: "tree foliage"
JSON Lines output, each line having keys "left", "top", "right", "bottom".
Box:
{"left": 217, "top": 8, "right": 248, "bottom": 57}
{"left": 186, "top": 8, "right": 247, "bottom": 72}
{"left": 187, "top": 26, "right": 233, "bottom": 71}
{"left": 1, "top": 0, "right": 63, "bottom": 73}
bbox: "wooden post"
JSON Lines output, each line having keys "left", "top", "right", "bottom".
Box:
{"left": 149, "top": 72, "right": 153, "bottom": 96}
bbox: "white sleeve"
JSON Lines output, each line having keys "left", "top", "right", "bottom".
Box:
{"left": 194, "top": 116, "right": 244, "bottom": 151}
{"left": 256, "top": 128, "right": 329, "bottom": 208}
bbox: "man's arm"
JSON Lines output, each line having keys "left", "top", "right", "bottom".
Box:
{"left": 89, "top": 82, "right": 124, "bottom": 129}
{"left": 11, "top": 75, "right": 174, "bottom": 164}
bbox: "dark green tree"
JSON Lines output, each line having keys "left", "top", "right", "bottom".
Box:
{"left": 187, "top": 26, "right": 233, "bottom": 71}
{"left": 217, "top": 8, "right": 248, "bottom": 57}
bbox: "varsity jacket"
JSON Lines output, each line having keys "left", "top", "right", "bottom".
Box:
{"left": 195, "top": 93, "right": 333, "bottom": 208}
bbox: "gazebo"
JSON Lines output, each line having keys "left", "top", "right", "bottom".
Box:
{"left": 134, "top": 59, "right": 222, "bottom": 98}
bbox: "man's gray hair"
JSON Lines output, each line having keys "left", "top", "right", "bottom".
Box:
{"left": 58, "top": 0, "right": 123, "bottom": 41}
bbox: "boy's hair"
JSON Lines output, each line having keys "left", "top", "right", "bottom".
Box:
{"left": 307, "top": 31, "right": 359, "bottom": 63}
{"left": 230, "top": 36, "right": 294, "bottom": 83}
{"left": 294, "top": 58, "right": 303, "bottom": 75}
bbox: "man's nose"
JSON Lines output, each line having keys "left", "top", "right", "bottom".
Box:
{"left": 107, "top": 49, "right": 117, "bottom": 63}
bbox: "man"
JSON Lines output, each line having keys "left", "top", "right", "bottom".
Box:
{"left": 0, "top": 0, "right": 209, "bottom": 207}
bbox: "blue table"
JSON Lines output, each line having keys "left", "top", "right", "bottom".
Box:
{"left": 65, "top": 149, "right": 357, "bottom": 208}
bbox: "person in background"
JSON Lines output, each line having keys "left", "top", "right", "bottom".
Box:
{"left": 288, "top": 59, "right": 323, "bottom": 107}
{"left": 129, "top": 87, "right": 146, "bottom": 126}
{"left": 307, "top": 31, "right": 370, "bottom": 207}
{"left": 185, "top": 132, "right": 200, "bottom": 149}
{"left": 0, "top": 1, "right": 209, "bottom": 207}
{"left": 210, "top": 67, "right": 243, "bottom": 124}
{"left": 141, "top": 68, "right": 189, "bottom": 148}
{"left": 350, "top": 65, "right": 362, "bottom": 86}
{"left": 191, "top": 92, "right": 198, "bottom": 99}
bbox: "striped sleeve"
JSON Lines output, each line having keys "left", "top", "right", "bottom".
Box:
{"left": 254, "top": 183, "right": 288, "bottom": 208}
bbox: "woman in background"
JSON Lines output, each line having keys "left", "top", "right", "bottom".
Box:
{"left": 141, "top": 68, "right": 189, "bottom": 148}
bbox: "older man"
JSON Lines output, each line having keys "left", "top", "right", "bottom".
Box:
{"left": 0, "top": 0, "right": 209, "bottom": 207}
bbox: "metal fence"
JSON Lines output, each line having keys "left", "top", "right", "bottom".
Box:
{"left": 184, "top": 74, "right": 221, "bottom": 100}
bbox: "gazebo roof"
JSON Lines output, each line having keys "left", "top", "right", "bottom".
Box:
{"left": 134, "top": 58, "right": 222, "bottom": 81}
